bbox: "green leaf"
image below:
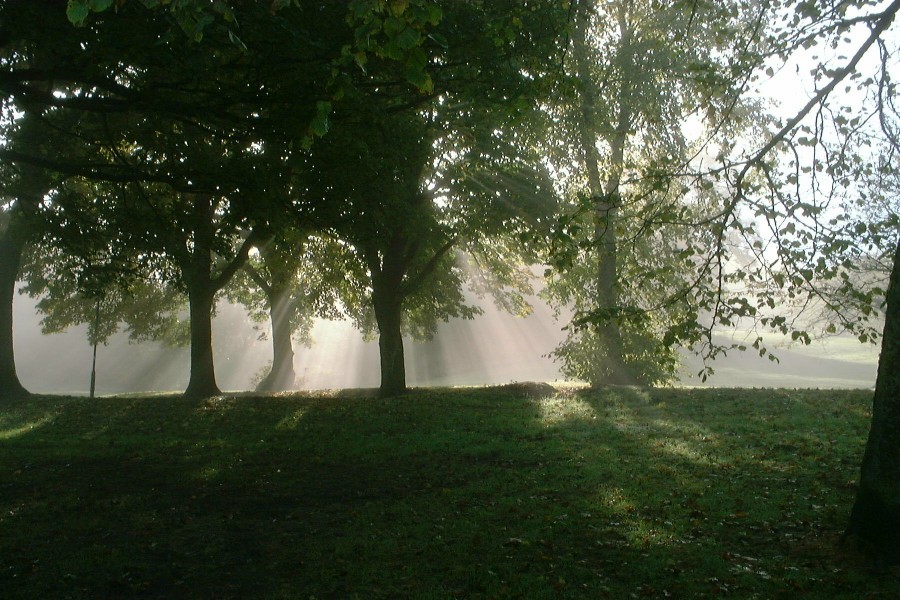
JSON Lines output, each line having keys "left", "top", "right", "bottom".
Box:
{"left": 66, "top": 0, "right": 90, "bottom": 25}
{"left": 394, "top": 26, "right": 421, "bottom": 51}
{"left": 389, "top": 0, "right": 409, "bottom": 17}
{"left": 89, "top": 0, "right": 114, "bottom": 11}
{"left": 405, "top": 68, "right": 433, "bottom": 93}
{"left": 381, "top": 40, "right": 405, "bottom": 60}
{"left": 405, "top": 47, "right": 427, "bottom": 70}
{"left": 383, "top": 16, "right": 404, "bottom": 37}
{"left": 310, "top": 101, "right": 332, "bottom": 137}
{"left": 424, "top": 4, "right": 442, "bottom": 25}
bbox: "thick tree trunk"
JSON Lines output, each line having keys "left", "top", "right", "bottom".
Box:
{"left": 366, "top": 235, "right": 411, "bottom": 398}
{"left": 256, "top": 286, "right": 296, "bottom": 392}
{"left": 183, "top": 285, "right": 221, "bottom": 399}
{"left": 0, "top": 214, "right": 30, "bottom": 399}
{"left": 180, "top": 193, "right": 260, "bottom": 400}
{"left": 373, "top": 289, "right": 406, "bottom": 397}
{"left": 844, "top": 239, "right": 900, "bottom": 565}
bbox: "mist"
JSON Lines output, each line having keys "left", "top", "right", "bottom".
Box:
{"left": 13, "top": 287, "right": 877, "bottom": 396}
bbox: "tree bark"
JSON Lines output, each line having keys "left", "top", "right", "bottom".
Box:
{"left": 256, "top": 285, "right": 297, "bottom": 392}
{"left": 367, "top": 234, "right": 412, "bottom": 398}
{"left": 183, "top": 283, "right": 221, "bottom": 399}
{"left": 182, "top": 195, "right": 222, "bottom": 399}
{"left": 179, "top": 194, "right": 262, "bottom": 399}
{"left": 373, "top": 289, "right": 406, "bottom": 397}
{"left": 844, "top": 238, "right": 900, "bottom": 565}
{"left": 0, "top": 206, "right": 30, "bottom": 399}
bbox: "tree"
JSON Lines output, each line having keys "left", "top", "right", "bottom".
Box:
{"left": 0, "top": 200, "right": 32, "bottom": 399}
{"left": 6, "top": 108, "right": 272, "bottom": 399}
{"left": 227, "top": 231, "right": 347, "bottom": 392}
{"left": 296, "top": 0, "right": 564, "bottom": 396}
{"left": 567, "top": 0, "right": 632, "bottom": 383}
{"left": 630, "top": 0, "right": 900, "bottom": 563}
{"left": 0, "top": 105, "right": 65, "bottom": 400}
{"left": 0, "top": 165, "right": 46, "bottom": 399}
{"left": 21, "top": 239, "right": 189, "bottom": 395}
{"left": 92, "top": 182, "right": 268, "bottom": 398}
{"left": 302, "top": 109, "right": 468, "bottom": 396}
{"left": 544, "top": 0, "right": 770, "bottom": 386}
{"left": 846, "top": 235, "right": 899, "bottom": 564}
{"left": 1, "top": 0, "right": 351, "bottom": 397}
{"left": 844, "top": 29, "right": 900, "bottom": 561}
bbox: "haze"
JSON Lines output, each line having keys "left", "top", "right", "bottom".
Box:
{"left": 14, "top": 289, "right": 877, "bottom": 396}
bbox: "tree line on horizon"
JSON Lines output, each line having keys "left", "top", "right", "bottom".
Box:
{"left": 0, "top": 0, "right": 897, "bottom": 565}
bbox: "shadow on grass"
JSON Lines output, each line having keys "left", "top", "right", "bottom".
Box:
{"left": 0, "top": 386, "right": 894, "bottom": 598}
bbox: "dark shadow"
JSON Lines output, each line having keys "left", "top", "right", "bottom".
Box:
{"left": 0, "top": 387, "right": 894, "bottom": 598}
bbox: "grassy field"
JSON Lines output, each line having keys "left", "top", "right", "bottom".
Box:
{"left": 1, "top": 385, "right": 898, "bottom": 599}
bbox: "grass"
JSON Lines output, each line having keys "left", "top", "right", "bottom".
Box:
{"left": 1, "top": 385, "right": 898, "bottom": 599}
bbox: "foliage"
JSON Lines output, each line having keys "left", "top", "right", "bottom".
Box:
{"left": 1, "top": 387, "right": 897, "bottom": 597}
{"left": 300, "top": 0, "right": 564, "bottom": 358}
{"left": 685, "top": 0, "right": 900, "bottom": 363}
{"left": 539, "top": 0, "right": 772, "bottom": 386}
{"left": 535, "top": 0, "right": 900, "bottom": 385}
{"left": 553, "top": 322, "right": 680, "bottom": 387}
{"left": 20, "top": 248, "right": 188, "bottom": 347}
{"left": 225, "top": 233, "right": 346, "bottom": 346}
{"left": 1, "top": 0, "right": 353, "bottom": 395}
{"left": 66, "top": 0, "right": 243, "bottom": 43}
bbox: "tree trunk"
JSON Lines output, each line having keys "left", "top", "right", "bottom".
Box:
{"left": 183, "top": 284, "right": 221, "bottom": 399}
{"left": 373, "top": 289, "right": 406, "bottom": 397}
{"left": 256, "top": 286, "right": 296, "bottom": 392}
{"left": 844, "top": 238, "right": 900, "bottom": 565}
{"left": 0, "top": 212, "right": 30, "bottom": 399}
{"left": 571, "top": 0, "right": 636, "bottom": 385}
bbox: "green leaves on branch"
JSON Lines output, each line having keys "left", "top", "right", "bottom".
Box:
{"left": 66, "top": 0, "right": 113, "bottom": 26}
{"left": 67, "top": 0, "right": 239, "bottom": 43}
{"left": 309, "top": 101, "right": 332, "bottom": 138}
{"left": 346, "top": 0, "right": 442, "bottom": 93}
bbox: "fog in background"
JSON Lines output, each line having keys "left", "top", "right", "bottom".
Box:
{"left": 13, "top": 288, "right": 878, "bottom": 396}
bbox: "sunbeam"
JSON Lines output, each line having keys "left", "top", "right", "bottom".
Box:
{"left": 0, "top": 414, "right": 54, "bottom": 440}
{"left": 405, "top": 294, "right": 566, "bottom": 387}
{"left": 13, "top": 279, "right": 879, "bottom": 394}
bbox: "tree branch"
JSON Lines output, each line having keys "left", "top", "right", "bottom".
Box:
{"left": 211, "top": 228, "right": 270, "bottom": 292}
{"left": 244, "top": 262, "right": 273, "bottom": 297}
{"left": 402, "top": 237, "right": 458, "bottom": 297}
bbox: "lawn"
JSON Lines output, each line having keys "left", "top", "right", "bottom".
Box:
{"left": 1, "top": 385, "right": 897, "bottom": 598}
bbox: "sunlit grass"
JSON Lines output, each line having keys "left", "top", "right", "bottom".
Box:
{"left": 0, "top": 414, "right": 55, "bottom": 440}
{"left": 275, "top": 408, "right": 306, "bottom": 430}
{"left": 0, "top": 386, "right": 896, "bottom": 598}
{"left": 535, "top": 394, "right": 597, "bottom": 423}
